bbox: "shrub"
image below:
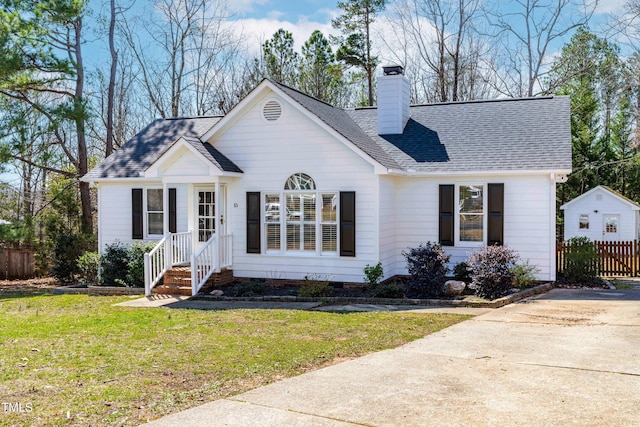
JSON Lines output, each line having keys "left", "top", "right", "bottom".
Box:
{"left": 403, "top": 242, "right": 450, "bottom": 298}
{"left": 562, "top": 236, "right": 598, "bottom": 285}
{"left": 468, "top": 245, "right": 519, "bottom": 300}
{"left": 510, "top": 260, "right": 540, "bottom": 289}
{"left": 368, "top": 282, "right": 405, "bottom": 298}
{"left": 453, "top": 262, "right": 472, "bottom": 283}
{"left": 235, "top": 280, "right": 267, "bottom": 297}
{"left": 125, "top": 242, "right": 156, "bottom": 288}
{"left": 51, "top": 233, "right": 96, "bottom": 283}
{"left": 363, "top": 262, "right": 384, "bottom": 288}
{"left": 298, "top": 274, "right": 333, "bottom": 297}
{"left": 77, "top": 251, "right": 100, "bottom": 285}
{"left": 101, "top": 242, "right": 130, "bottom": 286}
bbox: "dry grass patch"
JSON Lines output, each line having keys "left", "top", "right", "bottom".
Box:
{"left": 0, "top": 293, "right": 469, "bottom": 426}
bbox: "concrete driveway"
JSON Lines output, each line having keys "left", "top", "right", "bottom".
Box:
{"left": 144, "top": 289, "right": 640, "bottom": 426}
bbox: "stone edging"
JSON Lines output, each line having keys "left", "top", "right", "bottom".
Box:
{"left": 53, "top": 285, "right": 145, "bottom": 296}
{"left": 193, "top": 282, "right": 555, "bottom": 308}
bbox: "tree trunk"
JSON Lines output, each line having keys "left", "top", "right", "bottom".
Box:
{"left": 106, "top": 0, "right": 117, "bottom": 157}
{"left": 74, "top": 16, "right": 93, "bottom": 234}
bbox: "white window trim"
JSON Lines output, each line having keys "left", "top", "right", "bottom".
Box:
{"left": 454, "top": 183, "right": 486, "bottom": 247}
{"left": 579, "top": 213, "right": 590, "bottom": 230}
{"left": 144, "top": 186, "right": 164, "bottom": 239}
{"left": 261, "top": 190, "right": 340, "bottom": 257}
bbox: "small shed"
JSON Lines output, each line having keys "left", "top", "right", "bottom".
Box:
{"left": 560, "top": 185, "right": 640, "bottom": 242}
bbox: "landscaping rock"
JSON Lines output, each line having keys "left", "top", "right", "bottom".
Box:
{"left": 444, "top": 280, "right": 466, "bottom": 297}
{"left": 210, "top": 289, "right": 224, "bottom": 297}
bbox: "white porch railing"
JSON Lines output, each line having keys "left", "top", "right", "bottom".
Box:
{"left": 191, "top": 234, "right": 216, "bottom": 297}
{"left": 191, "top": 233, "right": 233, "bottom": 296}
{"left": 144, "top": 231, "right": 192, "bottom": 296}
{"left": 219, "top": 233, "right": 233, "bottom": 269}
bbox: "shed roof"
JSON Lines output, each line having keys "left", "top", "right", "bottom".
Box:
{"left": 560, "top": 185, "right": 640, "bottom": 210}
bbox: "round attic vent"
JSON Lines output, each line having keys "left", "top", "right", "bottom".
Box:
{"left": 263, "top": 100, "right": 282, "bottom": 122}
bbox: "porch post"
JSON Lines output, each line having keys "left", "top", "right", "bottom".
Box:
{"left": 163, "top": 181, "right": 169, "bottom": 236}
{"left": 215, "top": 181, "right": 221, "bottom": 272}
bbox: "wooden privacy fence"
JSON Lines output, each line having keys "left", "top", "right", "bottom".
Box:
{"left": 0, "top": 247, "right": 36, "bottom": 280}
{"left": 557, "top": 240, "right": 640, "bottom": 277}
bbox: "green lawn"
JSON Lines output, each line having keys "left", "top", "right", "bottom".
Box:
{"left": 0, "top": 292, "right": 469, "bottom": 426}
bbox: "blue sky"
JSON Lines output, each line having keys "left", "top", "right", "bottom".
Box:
{"left": 222, "top": 0, "right": 626, "bottom": 59}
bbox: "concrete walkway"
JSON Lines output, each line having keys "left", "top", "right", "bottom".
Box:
{"left": 141, "top": 288, "right": 640, "bottom": 427}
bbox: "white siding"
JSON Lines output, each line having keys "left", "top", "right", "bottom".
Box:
{"left": 378, "top": 176, "right": 398, "bottom": 280}
{"left": 212, "top": 92, "right": 379, "bottom": 283}
{"left": 97, "top": 181, "right": 189, "bottom": 252}
{"left": 379, "top": 174, "right": 557, "bottom": 281}
{"left": 160, "top": 149, "right": 209, "bottom": 177}
{"left": 563, "top": 188, "right": 639, "bottom": 241}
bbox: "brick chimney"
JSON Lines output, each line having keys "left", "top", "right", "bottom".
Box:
{"left": 377, "top": 65, "right": 410, "bottom": 135}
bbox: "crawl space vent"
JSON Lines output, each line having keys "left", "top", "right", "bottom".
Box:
{"left": 263, "top": 100, "right": 282, "bottom": 122}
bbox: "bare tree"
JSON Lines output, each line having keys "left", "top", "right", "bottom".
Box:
{"left": 487, "top": 0, "right": 598, "bottom": 97}
{"left": 121, "top": 0, "right": 241, "bottom": 118}
{"left": 386, "top": 0, "right": 493, "bottom": 102}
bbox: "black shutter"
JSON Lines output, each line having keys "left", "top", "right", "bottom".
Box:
{"left": 439, "top": 185, "right": 454, "bottom": 246}
{"left": 246, "top": 192, "right": 261, "bottom": 254}
{"left": 132, "top": 188, "right": 143, "bottom": 240}
{"left": 488, "top": 183, "right": 504, "bottom": 246}
{"left": 169, "top": 188, "right": 177, "bottom": 233}
{"left": 340, "top": 191, "right": 356, "bottom": 257}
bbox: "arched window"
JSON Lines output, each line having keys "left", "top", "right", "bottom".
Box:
{"left": 284, "top": 173, "right": 315, "bottom": 191}
{"left": 264, "top": 173, "right": 337, "bottom": 254}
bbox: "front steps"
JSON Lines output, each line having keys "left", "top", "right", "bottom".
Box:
{"left": 154, "top": 267, "right": 234, "bottom": 296}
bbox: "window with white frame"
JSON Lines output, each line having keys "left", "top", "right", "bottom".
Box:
{"left": 146, "top": 188, "right": 163, "bottom": 236}
{"left": 579, "top": 214, "right": 589, "bottom": 229}
{"left": 263, "top": 173, "right": 337, "bottom": 254}
{"left": 457, "top": 184, "right": 484, "bottom": 244}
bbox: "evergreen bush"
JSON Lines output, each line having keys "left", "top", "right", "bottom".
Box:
{"left": 563, "top": 236, "right": 598, "bottom": 284}
{"left": 402, "top": 242, "right": 450, "bottom": 297}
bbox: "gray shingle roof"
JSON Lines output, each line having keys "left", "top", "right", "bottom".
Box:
{"left": 182, "top": 136, "right": 243, "bottom": 174}
{"left": 346, "top": 96, "right": 572, "bottom": 173}
{"left": 83, "top": 116, "right": 240, "bottom": 180}
{"left": 85, "top": 80, "right": 571, "bottom": 181}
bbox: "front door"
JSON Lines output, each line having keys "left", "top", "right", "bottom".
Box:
{"left": 195, "top": 187, "right": 216, "bottom": 247}
{"left": 603, "top": 214, "right": 620, "bottom": 241}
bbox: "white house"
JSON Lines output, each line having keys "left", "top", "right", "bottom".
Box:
{"left": 560, "top": 185, "right": 640, "bottom": 242}
{"left": 83, "top": 66, "right": 572, "bottom": 296}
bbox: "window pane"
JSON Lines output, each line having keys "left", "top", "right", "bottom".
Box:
{"left": 266, "top": 223, "right": 280, "bottom": 250}
{"left": 286, "top": 194, "right": 301, "bottom": 221}
{"left": 148, "top": 213, "right": 163, "bottom": 235}
{"left": 284, "top": 173, "right": 316, "bottom": 190}
{"left": 303, "top": 194, "right": 316, "bottom": 221}
{"left": 265, "top": 194, "right": 280, "bottom": 223}
{"left": 459, "top": 185, "right": 483, "bottom": 213}
{"left": 304, "top": 224, "right": 315, "bottom": 250}
{"left": 287, "top": 224, "right": 300, "bottom": 250}
{"left": 605, "top": 217, "right": 618, "bottom": 233}
{"left": 322, "top": 224, "right": 337, "bottom": 252}
{"left": 579, "top": 214, "right": 589, "bottom": 229}
{"left": 147, "top": 189, "right": 163, "bottom": 211}
{"left": 460, "top": 214, "right": 483, "bottom": 242}
{"left": 322, "top": 194, "right": 336, "bottom": 222}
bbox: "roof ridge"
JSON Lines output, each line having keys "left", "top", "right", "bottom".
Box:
{"left": 163, "top": 115, "right": 223, "bottom": 121}
{"left": 353, "top": 95, "right": 562, "bottom": 111}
